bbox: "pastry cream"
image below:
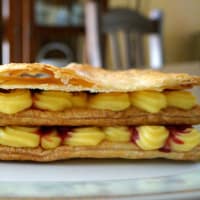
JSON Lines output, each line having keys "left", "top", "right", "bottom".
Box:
{"left": 165, "top": 90, "right": 196, "bottom": 110}
{"left": 11, "top": 126, "right": 39, "bottom": 133}
{"left": 169, "top": 127, "right": 200, "bottom": 152}
{"left": 0, "top": 90, "right": 32, "bottom": 114}
{"left": 41, "top": 129, "right": 61, "bottom": 149}
{"left": 135, "top": 126, "right": 169, "bottom": 150}
{"left": 104, "top": 126, "right": 131, "bottom": 142}
{"left": 65, "top": 127, "right": 105, "bottom": 146}
{"left": 0, "top": 126, "right": 40, "bottom": 148}
{"left": 34, "top": 91, "right": 72, "bottom": 111}
{"left": 70, "top": 92, "right": 87, "bottom": 107}
{"left": 88, "top": 92, "right": 130, "bottom": 111}
{"left": 130, "top": 91, "right": 167, "bottom": 113}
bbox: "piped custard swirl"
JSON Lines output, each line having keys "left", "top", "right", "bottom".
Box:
{"left": 0, "top": 126, "right": 40, "bottom": 148}
{"left": 134, "top": 126, "right": 169, "bottom": 150}
{"left": 0, "top": 90, "right": 32, "bottom": 114}
{"left": 0, "top": 89, "right": 197, "bottom": 114}
{"left": 164, "top": 126, "right": 200, "bottom": 152}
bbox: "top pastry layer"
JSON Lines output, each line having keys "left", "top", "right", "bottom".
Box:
{"left": 0, "top": 63, "right": 199, "bottom": 92}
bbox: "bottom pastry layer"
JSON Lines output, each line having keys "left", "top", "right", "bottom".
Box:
{"left": 0, "top": 142, "right": 199, "bottom": 162}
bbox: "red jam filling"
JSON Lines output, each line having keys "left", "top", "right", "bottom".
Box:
{"left": 159, "top": 137, "right": 171, "bottom": 152}
{"left": 37, "top": 126, "right": 71, "bottom": 144}
{"left": 167, "top": 125, "right": 192, "bottom": 134}
{"left": 56, "top": 126, "right": 72, "bottom": 144}
{"left": 129, "top": 126, "right": 139, "bottom": 143}
{"left": 37, "top": 127, "right": 53, "bottom": 143}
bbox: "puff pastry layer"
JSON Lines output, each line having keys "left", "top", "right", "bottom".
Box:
{"left": 0, "top": 106, "right": 199, "bottom": 126}
{"left": 0, "top": 142, "right": 199, "bottom": 161}
{"left": 0, "top": 63, "right": 199, "bottom": 92}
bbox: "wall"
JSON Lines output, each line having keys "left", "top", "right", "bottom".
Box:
{"left": 108, "top": 0, "right": 200, "bottom": 64}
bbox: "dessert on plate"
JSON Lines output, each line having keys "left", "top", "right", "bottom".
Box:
{"left": 0, "top": 63, "right": 199, "bottom": 161}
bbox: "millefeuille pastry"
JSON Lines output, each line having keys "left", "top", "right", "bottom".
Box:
{"left": 0, "top": 63, "right": 199, "bottom": 161}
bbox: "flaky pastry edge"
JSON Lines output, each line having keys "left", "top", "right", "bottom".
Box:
{"left": 0, "top": 142, "right": 199, "bottom": 161}
{"left": 0, "top": 63, "right": 199, "bottom": 92}
{"left": 0, "top": 106, "right": 200, "bottom": 126}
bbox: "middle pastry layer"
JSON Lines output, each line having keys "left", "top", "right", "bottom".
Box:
{"left": 0, "top": 106, "right": 199, "bottom": 126}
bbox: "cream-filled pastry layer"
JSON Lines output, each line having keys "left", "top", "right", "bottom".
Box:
{"left": 0, "top": 89, "right": 197, "bottom": 114}
{"left": 0, "top": 125, "right": 199, "bottom": 152}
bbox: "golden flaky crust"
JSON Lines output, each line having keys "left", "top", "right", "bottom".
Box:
{"left": 0, "top": 106, "right": 200, "bottom": 126}
{"left": 0, "top": 142, "right": 199, "bottom": 161}
{"left": 0, "top": 63, "right": 199, "bottom": 92}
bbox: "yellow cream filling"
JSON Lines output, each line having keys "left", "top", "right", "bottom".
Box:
{"left": 0, "top": 90, "right": 32, "bottom": 114}
{"left": 165, "top": 90, "right": 197, "bottom": 110}
{"left": 0, "top": 126, "right": 40, "bottom": 148}
{"left": 34, "top": 91, "right": 72, "bottom": 111}
{"left": 0, "top": 89, "right": 197, "bottom": 114}
{"left": 169, "top": 128, "right": 200, "bottom": 152}
{"left": 103, "top": 126, "right": 131, "bottom": 142}
{"left": 88, "top": 93, "right": 130, "bottom": 111}
{"left": 0, "top": 125, "right": 199, "bottom": 152}
{"left": 130, "top": 91, "right": 167, "bottom": 113}
{"left": 41, "top": 129, "right": 61, "bottom": 150}
{"left": 136, "top": 126, "right": 169, "bottom": 150}
{"left": 64, "top": 127, "right": 105, "bottom": 146}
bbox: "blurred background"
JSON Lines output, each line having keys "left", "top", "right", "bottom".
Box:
{"left": 1, "top": 0, "right": 200, "bottom": 69}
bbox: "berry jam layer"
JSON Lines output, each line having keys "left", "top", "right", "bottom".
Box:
{"left": 0, "top": 125, "right": 199, "bottom": 153}
{"left": 0, "top": 89, "right": 197, "bottom": 114}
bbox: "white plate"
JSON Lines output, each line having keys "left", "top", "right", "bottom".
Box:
{"left": 0, "top": 159, "right": 199, "bottom": 182}
{"left": 0, "top": 159, "right": 200, "bottom": 199}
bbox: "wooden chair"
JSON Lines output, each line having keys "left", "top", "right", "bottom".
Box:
{"left": 84, "top": 1, "right": 164, "bottom": 69}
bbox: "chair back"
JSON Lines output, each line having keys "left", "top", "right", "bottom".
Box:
{"left": 85, "top": 1, "right": 164, "bottom": 69}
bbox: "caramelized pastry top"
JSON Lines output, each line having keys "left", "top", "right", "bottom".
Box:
{"left": 0, "top": 63, "right": 199, "bottom": 92}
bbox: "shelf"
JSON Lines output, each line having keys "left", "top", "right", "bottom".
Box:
{"left": 3, "top": 0, "right": 108, "bottom": 62}
{"left": 35, "top": 25, "right": 85, "bottom": 36}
